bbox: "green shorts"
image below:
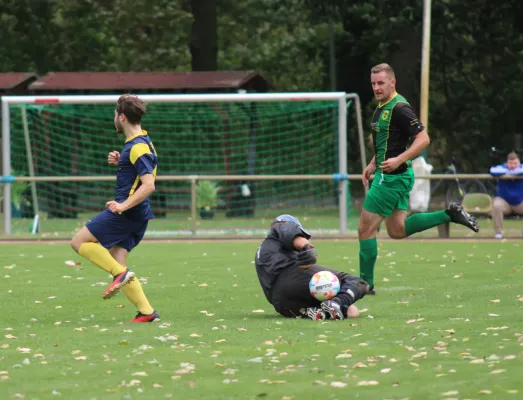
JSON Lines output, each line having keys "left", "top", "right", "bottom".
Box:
{"left": 363, "top": 169, "right": 415, "bottom": 217}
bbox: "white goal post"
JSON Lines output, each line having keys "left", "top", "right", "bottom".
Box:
{"left": 1, "top": 92, "right": 367, "bottom": 236}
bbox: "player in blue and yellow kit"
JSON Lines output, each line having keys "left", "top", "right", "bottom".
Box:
{"left": 71, "top": 94, "right": 159, "bottom": 323}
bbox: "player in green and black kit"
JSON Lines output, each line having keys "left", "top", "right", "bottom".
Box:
{"left": 358, "top": 64, "right": 479, "bottom": 294}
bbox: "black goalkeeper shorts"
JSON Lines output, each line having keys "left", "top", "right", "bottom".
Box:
{"left": 271, "top": 265, "right": 362, "bottom": 318}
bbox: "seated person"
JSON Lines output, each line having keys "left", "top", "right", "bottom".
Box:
{"left": 489, "top": 151, "right": 523, "bottom": 238}
{"left": 254, "top": 214, "right": 370, "bottom": 320}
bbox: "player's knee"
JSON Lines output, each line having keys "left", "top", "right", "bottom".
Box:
{"left": 71, "top": 239, "right": 80, "bottom": 253}
{"left": 358, "top": 223, "right": 374, "bottom": 239}
{"left": 346, "top": 305, "right": 360, "bottom": 318}
{"left": 71, "top": 235, "right": 84, "bottom": 253}
{"left": 387, "top": 226, "right": 406, "bottom": 239}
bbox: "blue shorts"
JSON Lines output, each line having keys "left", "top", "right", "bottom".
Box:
{"left": 86, "top": 209, "right": 149, "bottom": 252}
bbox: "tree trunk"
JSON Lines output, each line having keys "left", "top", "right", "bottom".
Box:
{"left": 190, "top": 0, "right": 218, "bottom": 71}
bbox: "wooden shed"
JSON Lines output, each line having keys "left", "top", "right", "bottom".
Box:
{"left": 28, "top": 71, "right": 271, "bottom": 94}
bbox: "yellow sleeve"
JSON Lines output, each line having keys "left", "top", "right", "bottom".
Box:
{"left": 130, "top": 143, "right": 152, "bottom": 165}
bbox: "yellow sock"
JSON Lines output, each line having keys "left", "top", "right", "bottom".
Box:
{"left": 78, "top": 243, "right": 126, "bottom": 276}
{"left": 122, "top": 278, "right": 154, "bottom": 315}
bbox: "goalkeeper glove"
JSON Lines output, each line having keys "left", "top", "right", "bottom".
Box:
{"left": 296, "top": 243, "right": 317, "bottom": 268}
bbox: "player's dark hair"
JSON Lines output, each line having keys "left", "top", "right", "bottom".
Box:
{"left": 507, "top": 151, "right": 519, "bottom": 160}
{"left": 116, "top": 94, "right": 146, "bottom": 125}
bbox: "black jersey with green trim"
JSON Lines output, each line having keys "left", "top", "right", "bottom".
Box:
{"left": 371, "top": 93, "right": 425, "bottom": 174}
{"left": 116, "top": 130, "right": 158, "bottom": 221}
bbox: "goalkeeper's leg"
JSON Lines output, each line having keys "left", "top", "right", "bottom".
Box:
{"left": 319, "top": 271, "right": 370, "bottom": 320}
{"left": 271, "top": 266, "right": 323, "bottom": 319}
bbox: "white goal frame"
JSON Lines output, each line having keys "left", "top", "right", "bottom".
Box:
{"left": 2, "top": 92, "right": 366, "bottom": 235}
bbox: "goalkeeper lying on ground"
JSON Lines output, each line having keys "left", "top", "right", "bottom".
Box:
{"left": 254, "top": 215, "right": 370, "bottom": 320}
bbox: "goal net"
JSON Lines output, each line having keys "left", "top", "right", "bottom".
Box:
{"left": 2, "top": 93, "right": 354, "bottom": 237}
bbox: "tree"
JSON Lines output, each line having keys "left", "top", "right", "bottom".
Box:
{"left": 190, "top": 0, "right": 218, "bottom": 71}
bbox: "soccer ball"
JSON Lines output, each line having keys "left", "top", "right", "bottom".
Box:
{"left": 309, "top": 271, "right": 340, "bottom": 301}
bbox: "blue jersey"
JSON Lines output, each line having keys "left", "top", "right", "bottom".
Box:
{"left": 489, "top": 162, "right": 523, "bottom": 205}
{"left": 116, "top": 130, "right": 158, "bottom": 221}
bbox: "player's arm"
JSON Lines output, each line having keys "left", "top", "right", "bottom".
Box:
{"left": 396, "top": 130, "right": 430, "bottom": 162}
{"left": 362, "top": 156, "right": 376, "bottom": 186}
{"left": 108, "top": 151, "right": 120, "bottom": 166}
{"left": 106, "top": 143, "right": 157, "bottom": 213}
{"left": 273, "top": 223, "right": 317, "bottom": 267}
{"left": 120, "top": 174, "right": 155, "bottom": 210}
{"left": 380, "top": 103, "right": 430, "bottom": 173}
{"left": 490, "top": 164, "right": 523, "bottom": 177}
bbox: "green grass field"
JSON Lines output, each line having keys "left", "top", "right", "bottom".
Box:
{"left": 2, "top": 240, "right": 523, "bottom": 399}
{"left": 4, "top": 211, "right": 523, "bottom": 239}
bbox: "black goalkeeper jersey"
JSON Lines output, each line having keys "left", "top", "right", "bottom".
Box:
{"left": 254, "top": 222, "right": 311, "bottom": 303}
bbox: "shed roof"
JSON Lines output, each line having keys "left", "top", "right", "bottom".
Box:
{"left": 0, "top": 73, "right": 37, "bottom": 90}
{"left": 29, "top": 71, "right": 270, "bottom": 91}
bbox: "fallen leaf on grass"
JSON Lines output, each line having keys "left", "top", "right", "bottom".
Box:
{"left": 259, "top": 379, "right": 286, "bottom": 384}
{"left": 489, "top": 313, "right": 499, "bottom": 317}
{"left": 198, "top": 283, "right": 208, "bottom": 287}
{"left": 380, "top": 368, "right": 391, "bottom": 373}
{"left": 237, "top": 328, "right": 247, "bottom": 332}
{"left": 252, "top": 310, "right": 265, "bottom": 313}
{"left": 4, "top": 334, "right": 16, "bottom": 339}
{"left": 479, "top": 390, "right": 492, "bottom": 395}
{"left": 470, "top": 359, "right": 485, "bottom": 364}
{"left": 441, "top": 391, "right": 459, "bottom": 396}
{"left": 133, "top": 371, "right": 148, "bottom": 376}
{"left": 406, "top": 318, "right": 424, "bottom": 324}
{"left": 216, "top": 339, "right": 227, "bottom": 343}
{"left": 16, "top": 347, "right": 31, "bottom": 353}
{"left": 335, "top": 353, "right": 352, "bottom": 359}
{"left": 490, "top": 299, "right": 500, "bottom": 303}
{"left": 357, "top": 381, "right": 379, "bottom": 386}
{"left": 75, "top": 356, "right": 87, "bottom": 360}
{"left": 190, "top": 333, "right": 201, "bottom": 338}
{"left": 65, "top": 260, "right": 81, "bottom": 267}
{"left": 330, "top": 381, "right": 348, "bottom": 388}
{"left": 200, "top": 310, "right": 215, "bottom": 317}
{"left": 490, "top": 369, "right": 505, "bottom": 374}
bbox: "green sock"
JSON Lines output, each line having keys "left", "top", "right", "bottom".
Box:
{"left": 405, "top": 210, "right": 451, "bottom": 237}
{"left": 359, "top": 238, "right": 378, "bottom": 288}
